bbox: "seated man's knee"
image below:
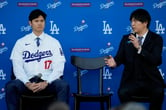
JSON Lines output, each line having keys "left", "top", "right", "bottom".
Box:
{"left": 52, "top": 80, "right": 69, "bottom": 90}
{"left": 5, "top": 81, "right": 15, "bottom": 92}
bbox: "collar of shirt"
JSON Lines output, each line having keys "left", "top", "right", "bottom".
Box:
{"left": 31, "top": 32, "right": 46, "bottom": 45}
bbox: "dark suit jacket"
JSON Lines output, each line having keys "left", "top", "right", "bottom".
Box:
{"left": 114, "top": 30, "right": 165, "bottom": 88}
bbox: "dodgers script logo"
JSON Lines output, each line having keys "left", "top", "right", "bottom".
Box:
{"left": 0, "top": 0, "right": 8, "bottom": 8}
{"left": 23, "top": 50, "right": 53, "bottom": 62}
{"left": 100, "top": 1, "right": 114, "bottom": 9}
{"left": 47, "top": 1, "right": 62, "bottom": 9}
{"left": 0, "top": 88, "right": 5, "bottom": 100}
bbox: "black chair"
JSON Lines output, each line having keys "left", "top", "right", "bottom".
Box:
{"left": 20, "top": 93, "right": 55, "bottom": 110}
{"left": 71, "top": 55, "right": 113, "bottom": 110}
{"left": 11, "top": 69, "right": 55, "bottom": 110}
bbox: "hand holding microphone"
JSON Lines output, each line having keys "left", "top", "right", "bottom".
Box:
{"left": 29, "top": 73, "right": 43, "bottom": 83}
{"left": 27, "top": 73, "right": 48, "bottom": 92}
{"left": 128, "top": 33, "right": 141, "bottom": 50}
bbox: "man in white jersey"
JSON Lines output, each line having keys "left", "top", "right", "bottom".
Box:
{"left": 5, "top": 9, "right": 69, "bottom": 110}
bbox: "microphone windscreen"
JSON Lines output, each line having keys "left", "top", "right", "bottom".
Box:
{"left": 38, "top": 73, "right": 42, "bottom": 78}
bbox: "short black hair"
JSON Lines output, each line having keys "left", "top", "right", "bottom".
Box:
{"left": 28, "top": 9, "right": 47, "bottom": 21}
{"left": 129, "top": 8, "right": 151, "bottom": 28}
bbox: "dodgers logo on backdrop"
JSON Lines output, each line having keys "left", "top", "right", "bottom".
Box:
{"left": 73, "top": 70, "right": 88, "bottom": 77}
{"left": 21, "top": 25, "right": 31, "bottom": 32}
{"left": 153, "top": 0, "right": 166, "bottom": 8}
{"left": 73, "top": 20, "right": 88, "bottom": 32}
{"left": 0, "top": 42, "right": 8, "bottom": 54}
{"left": 0, "top": 69, "right": 6, "bottom": 80}
{"left": 0, "top": 46, "right": 8, "bottom": 54}
{"left": 72, "top": 67, "right": 112, "bottom": 80}
{"left": 103, "top": 21, "right": 112, "bottom": 34}
{"left": 0, "top": 0, "right": 8, "bottom": 8}
{"left": 99, "top": 42, "right": 114, "bottom": 55}
{"left": 126, "top": 26, "right": 133, "bottom": 33}
{"left": 0, "top": 24, "right": 6, "bottom": 34}
{"left": 100, "top": 0, "right": 114, "bottom": 9}
{"left": 47, "top": 0, "right": 62, "bottom": 9}
{"left": 0, "top": 88, "right": 5, "bottom": 100}
{"left": 155, "top": 20, "right": 165, "bottom": 34}
{"left": 50, "top": 21, "right": 60, "bottom": 34}
{"left": 158, "top": 68, "right": 165, "bottom": 79}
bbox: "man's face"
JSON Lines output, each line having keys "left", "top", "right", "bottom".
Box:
{"left": 131, "top": 18, "right": 147, "bottom": 34}
{"left": 29, "top": 15, "right": 45, "bottom": 33}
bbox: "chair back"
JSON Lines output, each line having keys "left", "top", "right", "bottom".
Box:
{"left": 71, "top": 55, "right": 108, "bottom": 95}
{"left": 71, "top": 55, "right": 107, "bottom": 70}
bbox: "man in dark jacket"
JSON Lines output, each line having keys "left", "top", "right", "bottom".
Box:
{"left": 105, "top": 8, "right": 165, "bottom": 110}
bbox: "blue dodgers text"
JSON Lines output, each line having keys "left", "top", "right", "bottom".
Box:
{"left": 23, "top": 50, "right": 53, "bottom": 62}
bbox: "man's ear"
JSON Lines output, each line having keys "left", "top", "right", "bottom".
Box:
{"left": 143, "top": 21, "right": 148, "bottom": 26}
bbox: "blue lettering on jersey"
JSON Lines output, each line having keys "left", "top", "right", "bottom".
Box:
{"left": 23, "top": 50, "right": 53, "bottom": 62}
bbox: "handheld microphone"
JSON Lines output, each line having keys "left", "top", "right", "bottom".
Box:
{"left": 127, "top": 32, "right": 136, "bottom": 44}
{"left": 29, "top": 73, "right": 43, "bottom": 83}
{"left": 131, "top": 31, "right": 136, "bottom": 37}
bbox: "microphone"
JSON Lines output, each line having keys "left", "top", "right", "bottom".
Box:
{"left": 131, "top": 31, "right": 136, "bottom": 37}
{"left": 29, "top": 73, "right": 43, "bottom": 83}
{"left": 127, "top": 32, "right": 136, "bottom": 44}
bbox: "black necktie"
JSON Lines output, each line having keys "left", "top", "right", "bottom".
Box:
{"left": 36, "top": 37, "right": 40, "bottom": 47}
{"left": 138, "top": 36, "right": 143, "bottom": 45}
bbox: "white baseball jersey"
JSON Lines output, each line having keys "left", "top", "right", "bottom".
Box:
{"left": 10, "top": 32, "right": 66, "bottom": 84}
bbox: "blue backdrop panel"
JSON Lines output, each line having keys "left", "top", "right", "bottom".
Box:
{"left": 0, "top": 0, "right": 166, "bottom": 110}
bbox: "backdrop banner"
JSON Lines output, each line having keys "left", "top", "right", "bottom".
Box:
{"left": 0, "top": 0, "right": 166, "bottom": 110}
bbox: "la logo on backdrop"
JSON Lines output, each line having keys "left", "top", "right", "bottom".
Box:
{"left": 50, "top": 20, "right": 60, "bottom": 34}
{"left": 103, "top": 21, "right": 112, "bottom": 34}
{"left": 0, "top": 69, "right": 6, "bottom": 81}
{"left": 0, "top": 24, "right": 6, "bottom": 35}
{"left": 155, "top": 20, "right": 165, "bottom": 35}
{"left": 0, "top": 69, "right": 6, "bottom": 100}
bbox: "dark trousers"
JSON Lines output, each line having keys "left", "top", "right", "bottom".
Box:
{"left": 118, "top": 81, "right": 164, "bottom": 110}
{"left": 5, "top": 79, "right": 70, "bottom": 110}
